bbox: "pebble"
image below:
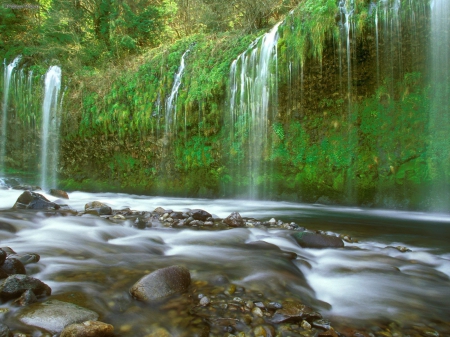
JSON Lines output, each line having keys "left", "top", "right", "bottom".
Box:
{"left": 252, "top": 307, "right": 264, "bottom": 317}
{"left": 199, "top": 296, "right": 210, "bottom": 306}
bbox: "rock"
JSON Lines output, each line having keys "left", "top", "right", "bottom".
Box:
{"left": 8, "top": 253, "right": 40, "bottom": 265}
{"left": 199, "top": 296, "right": 210, "bottom": 306}
{"left": 18, "top": 300, "right": 99, "bottom": 334}
{"left": 0, "top": 323, "right": 11, "bottom": 337}
{"left": 318, "top": 328, "right": 339, "bottom": 337}
{"left": 1, "top": 258, "right": 26, "bottom": 275}
{"left": 301, "top": 320, "right": 312, "bottom": 330}
{"left": 145, "top": 328, "right": 172, "bottom": 337}
{"left": 12, "top": 185, "right": 41, "bottom": 191}
{"left": 130, "top": 265, "right": 191, "bottom": 302}
{"left": 291, "top": 232, "right": 344, "bottom": 249}
{"left": 190, "top": 209, "right": 212, "bottom": 221}
{"left": 13, "top": 191, "right": 60, "bottom": 210}
{"left": 0, "top": 222, "right": 16, "bottom": 233}
{"left": 13, "top": 289, "right": 38, "bottom": 306}
{"left": 60, "top": 320, "right": 114, "bottom": 337}
{"left": 0, "top": 249, "right": 6, "bottom": 265}
{"left": 189, "top": 220, "right": 204, "bottom": 226}
{"left": 270, "top": 301, "right": 321, "bottom": 324}
{"left": 85, "top": 201, "right": 112, "bottom": 216}
{"left": 50, "top": 189, "right": 69, "bottom": 199}
{"left": 153, "top": 207, "right": 166, "bottom": 215}
{"left": 0, "top": 274, "right": 51, "bottom": 300}
{"left": 223, "top": 212, "right": 244, "bottom": 227}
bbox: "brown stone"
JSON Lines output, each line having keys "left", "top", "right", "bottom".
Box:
{"left": 60, "top": 320, "right": 114, "bottom": 337}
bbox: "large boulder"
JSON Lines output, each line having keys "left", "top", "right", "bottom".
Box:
{"left": 0, "top": 249, "right": 6, "bottom": 265}
{"left": 130, "top": 265, "right": 191, "bottom": 302}
{"left": 223, "top": 212, "right": 244, "bottom": 227}
{"left": 292, "top": 232, "right": 344, "bottom": 249}
{"left": 60, "top": 320, "right": 114, "bottom": 337}
{"left": 13, "top": 191, "right": 60, "bottom": 210}
{"left": 18, "top": 300, "right": 99, "bottom": 334}
{"left": 190, "top": 209, "right": 212, "bottom": 221}
{"left": 0, "top": 274, "right": 51, "bottom": 300}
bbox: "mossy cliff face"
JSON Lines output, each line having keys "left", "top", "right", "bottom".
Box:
{"left": 4, "top": 0, "right": 447, "bottom": 211}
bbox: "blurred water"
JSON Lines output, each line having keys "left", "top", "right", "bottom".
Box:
{"left": 0, "top": 188, "right": 449, "bottom": 335}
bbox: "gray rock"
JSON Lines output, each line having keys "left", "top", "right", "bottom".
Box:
{"left": 1, "top": 258, "right": 26, "bottom": 275}
{"left": 8, "top": 253, "right": 40, "bottom": 265}
{"left": 18, "top": 300, "right": 99, "bottom": 334}
{"left": 13, "top": 289, "right": 38, "bottom": 306}
{"left": 291, "top": 232, "right": 344, "bottom": 249}
{"left": 271, "top": 301, "right": 321, "bottom": 323}
{"left": 223, "top": 212, "right": 244, "bottom": 227}
{"left": 190, "top": 209, "right": 212, "bottom": 221}
{"left": 13, "top": 191, "right": 60, "bottom": 210}
{"left": 153, "top": 207, "right": 166, "bottom": 215}
{"left": 189, "top": 220, "right": 204, "bottom": 226}
{"left": 60, "top": 320, "right": 114, "bottom": 337}
{"left": 0, "top": 323, "right": 11, "bottom": 337}
{"left": 0, "top": 274, "right": 51, "bottom": 300}
{"left": 130, "top": 265, "right": 191, "bottom": 302}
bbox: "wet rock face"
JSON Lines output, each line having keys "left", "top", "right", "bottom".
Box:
{"left": 0, "top": 274, "right": 51, "bottom": 301}
{"left": 130, "top": 265, "right": 191, "bottom": 302}
{"left": 291, "top": 232, "right": 344, "bottom": 249}
{"left": 18, "top": 300, "right": 99, "bottom": 334}
{"left": 13, "top": 191, "right": 60, "bottom": 210}
{"left": 60, "top": 320, "right": 114, "bottom": 337}
{"left": 0, "top": 323, "right": 11, "bottom": 337}
{"left": 223, "top": 212, "right": 244, "bottom": 227}
{"left": 0, "top": 249, "right": 6, "bottom": 265}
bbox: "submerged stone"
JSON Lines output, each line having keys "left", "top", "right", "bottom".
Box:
{"left": 130, "top": 265, "right": 191, "bottom": 302}
{"left": 60, "top": 320, "right": 114, "bottom": 337}
{"left": 291, "top": 232, "right": 344, "bottom": 249}
{"left": 18, "top": 300, "right": 99, "bottom": 334}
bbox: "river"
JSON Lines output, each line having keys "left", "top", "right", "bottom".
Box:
{"left": 1, "top": 187, "right": 449, "bottom": 336}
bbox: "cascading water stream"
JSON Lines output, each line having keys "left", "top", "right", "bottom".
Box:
{"left": 429, "top": 0, "right": 450, "bottom": 210}
{"left": 0, "top": 56, "right": 21, "bottom": 174}
{"left": 228, "top": 23, "right": 281, "bottom": 199}
{"left": 165, "top": 50, "right": 189, "bottom": 139}
{"left": 41, "top": 66, "right": 62, "bottom": 190}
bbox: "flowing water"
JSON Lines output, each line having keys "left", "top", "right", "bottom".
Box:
{"left": 0, "top": 186, "right": 449, "bottom": 335}
{"left": 228, "top": 23, "right": 281, "bottom": 199}
{"left": 165, "top": 50, "right": 189, "bottom": 139}
{"left": 1, "top": 56, "right": 21, "bottom": 174}
{"left": 40, "top": 66, "right": 62, "bottom": 191}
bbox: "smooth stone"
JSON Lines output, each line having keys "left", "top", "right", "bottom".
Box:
{"left": 223, "top": 212, "right": 244, "bottom": 227}
{"left": 18, "top": 300, "right": 99, "bottom": 334}
{"left": 85, "top": 202, "right": 112, "bottom": 215}
{"left": 271, "top": 301, "right": 322, "bottom": 324}
{"left": 1, "top": 258, "right": 26, "bottom": 275}
{"left": 153, "top": 207, "right": 166, "bottom": 215}
{"left": 0, "top": 274, "right": 51, "bottom": 300}
{"left": 291, "top": 232, "right": 344, "bottom": 249}
{"left": 0, "top": 222, "right": 16, "bottom": 234}
{"left": 199, "top": 296, "right": 210, "bottom": 306}
{"left": 60, "top": 320, "right": 114, "bottom": 337}
{"left": 49, "top": 189, "right": 69, "bottom": 199}
{"left": 130, "top": 265, "right": 191, "bottom": 302}
{"left": 190, "top": 209, "right": 212, "bottom": 221}
{"left": 8, "top": 253, "right": 40, "bottom": 265}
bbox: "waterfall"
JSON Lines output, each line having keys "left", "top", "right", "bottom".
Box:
{"left": 41, "top": 66, "right": 62, "bottom": 190}
{"left": 228, "top": 22, "right": 281, "bottom": 199}
{"left": 429, "top": 0, "right": 450, "bottom": 210}
{"left": 1, "top": 55, "right": 21, "bottom": 174}
{"left": 165, "top": 50, "right": 189, "bottom": 138}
